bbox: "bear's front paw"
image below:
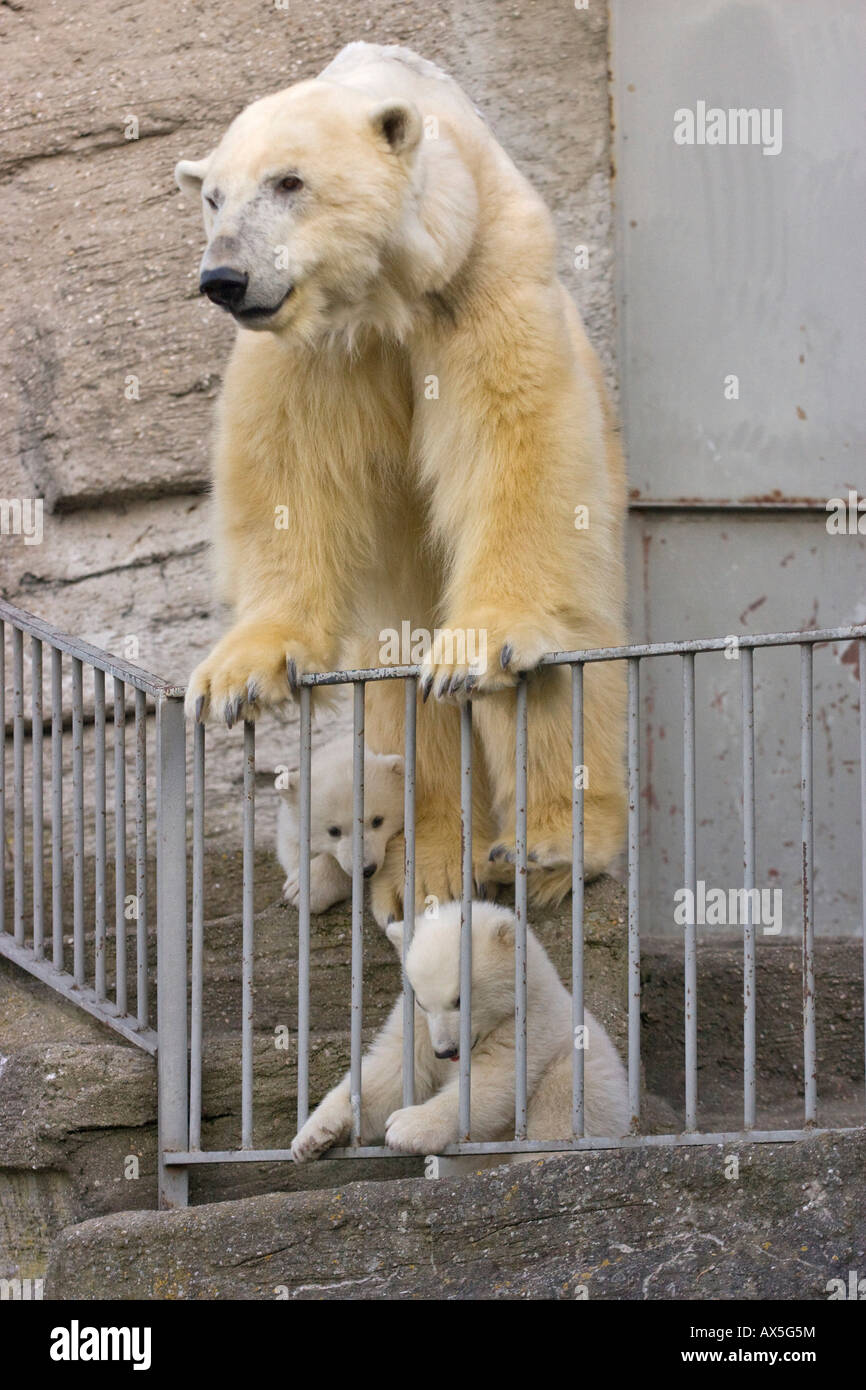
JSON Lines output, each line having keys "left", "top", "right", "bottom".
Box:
{"left": 385, "top": 1104, "right": 456, "bottom": 1155}
{"left": 419, "top": 615, "right": 560, "bottom": 701}
{"left": 488, "top": 831, "right": 571, "bottom": 870}
{"left": 185, "top": 622, "right": 328, "bottom": 725}
{"left": 291, "top": 1107, "right": 349, "bottom": 1163}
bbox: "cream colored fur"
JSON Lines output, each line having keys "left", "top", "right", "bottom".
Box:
{"left": 290, "top": 900, "right": 629, "bottom": 1159}
{"left": 176, "top": 42, "right": 627, "bottom": 920}
{"left": 276, "top": 736, "right": 403, "bottom": 913}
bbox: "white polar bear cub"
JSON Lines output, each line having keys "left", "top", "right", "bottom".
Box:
{"left": 278, "top": 736, "right": 403, "bottom": 913}
{"left": 291, "top": 900, "right": 629, "bottom": 1159}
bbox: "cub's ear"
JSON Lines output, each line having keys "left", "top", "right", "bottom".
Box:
{"left": 490, "top": 911, "right": 516, "bottom": 945}
{"left": 385, "top": 920, "right": 404, "bottom": 955}
{"left": 279, "top": 771, "right": 299, "bottom": 802}
{"left": 384, "top": 753, "right": 404, "bottom": 777}
{"left": 174, "top": 156, "right": 211, "bottom": 197}
{"left": 369, "top": 100, "right": 422, "bottom": 157}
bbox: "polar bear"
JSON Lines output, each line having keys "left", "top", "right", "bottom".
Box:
{"left": 277, "top": 736, "right": 403, "bottom": 912}
{"left": 290, "top": 900, "right": 629, "bottom": 1159}
{"left": 175, "top": 42, "right": 627, "bottom": 923}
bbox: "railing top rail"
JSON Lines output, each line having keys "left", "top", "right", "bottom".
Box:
{"left": 298, "top": 623, "right": 866, "bottom": 686}
{"left": 4, "top": 600, "right": 862, "bottom": 697}
{"left": 0, "top": 598, "right": 184, "bottom": 698}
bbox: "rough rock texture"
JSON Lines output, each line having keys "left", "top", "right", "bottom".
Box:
{"left": 0, "top": 0, "right": 615, "bottom": 691}
{"left": 0, "top": 863, "right": 629, "bottom": 1277}
{"left": 45, "top": 1132, "right": 866, "bottom": 1300}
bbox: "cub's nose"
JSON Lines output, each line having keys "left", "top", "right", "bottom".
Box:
{"left": 434, "top": 1046, "right": 459, "bottom": 1060}
{"left": 199, "top": 266, "right": 248, "bottom": 309}
{"left": 363, "top": 862, "right": 378, "bottom": 879}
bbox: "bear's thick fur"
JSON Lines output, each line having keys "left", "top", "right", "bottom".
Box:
{"left": 290, "top": 900, "right": 629, "bottom": 1158}
{"left": 175, "top": 43, "right": 627, "bottom": 921}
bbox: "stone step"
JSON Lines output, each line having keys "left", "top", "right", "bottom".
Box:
{"left": 43, "top": 1130, "right": 866, "bottom": 1300}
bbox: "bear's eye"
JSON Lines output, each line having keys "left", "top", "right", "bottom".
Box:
{"left": 204, "top": 193, "right": 219, "bottom": 211}
{"left": 452, "top": 997, "right": 460, "bottom": 1010}
{"left": 371, "top": 815, "right": 384, "bottom": 829}
{"left": 327, "top": 826, "right": 341, "bottom": 838}
{"left": 278, "top": 175, "right": 303, "bottom": 193}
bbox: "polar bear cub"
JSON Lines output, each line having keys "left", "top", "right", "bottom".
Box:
{"left": 291, "top": 900, "right": 628, "bottom": 1159}
{"left": 278, "top": 736, "right": 403, "bottom": 913}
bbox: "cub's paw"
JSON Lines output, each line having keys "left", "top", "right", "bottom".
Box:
{"left": 185, "top": 622, "right": 327, "bottom": 726}
{"left": 385, "top": 1105, "right": 455, "bottom": 1156}
{"left": 291, "top": 1108, "right": 348, "bottom": 1164}
{"left": 419, "top": 614, "right": 561, "bottom": 702}
{"left": 282, "top": 871, "right": 300, "bottom": 908}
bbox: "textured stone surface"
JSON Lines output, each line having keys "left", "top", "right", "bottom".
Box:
{"left": 45, "top": 1132, "right": 866, "bottom": 1300}
{"left": 0, "top": 0, "right": 615, "bottom": 701}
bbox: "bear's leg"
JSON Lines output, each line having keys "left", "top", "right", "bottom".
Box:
{"left": 282, "top": 853, "right": 351, "bottom": 914}
{"left": 292, "top": 998, "right": 436, "bottom": 1160}
{"left": 475, "top": 655, "right": 626, "bottom": 902}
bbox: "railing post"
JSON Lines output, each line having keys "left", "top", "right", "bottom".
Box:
{"left": 156, "top": 693, "right": 189, "bottom": 1208}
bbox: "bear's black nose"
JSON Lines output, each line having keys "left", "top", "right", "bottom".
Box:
{"left": 363, "top": 863, "right": 377, "bottom": 879}
{"left": 199, "top": 266, "right": 249, "bottom": 309}
{"left": 435, "top": 1046, "right": 459, "bottom": 1060}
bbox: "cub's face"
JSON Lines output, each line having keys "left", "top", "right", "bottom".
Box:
{"left": 285, "top": 750, "right": 404, "bottom": 879}
{"left": 387, "top": 903, "right": 516, "bottom": 1061}
{"left": 174, "top": 81, "right": 422, "bottom": 341}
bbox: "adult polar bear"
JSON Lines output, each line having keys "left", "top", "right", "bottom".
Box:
{"left": 176, "top": 43, "right": 627, "bottom": 920}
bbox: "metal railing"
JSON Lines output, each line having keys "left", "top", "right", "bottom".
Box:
{"left": 2, "top": 600, "right": 865, "bottom": 1210}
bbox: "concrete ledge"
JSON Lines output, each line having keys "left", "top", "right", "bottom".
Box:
{"left": 46, "top": 1131, "right": 866, "bottom": 1300}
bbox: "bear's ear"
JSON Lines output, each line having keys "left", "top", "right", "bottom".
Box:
{"left": 384, "top": 753, "right": 404, "bottom": 777}
{"left": 174, "top": 156, "right": 211, "bottom": 198}
{"left": 369, "top": 101, "right": 422, "bottom": 157}
{"left": 490, "top": 911, "right": 516, "bottom": 945}
{"left": 385, "top": 920, "right": 404, "bottom": 955}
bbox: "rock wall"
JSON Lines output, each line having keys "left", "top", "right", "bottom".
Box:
{"left": 0, "top": 0, "right": 615, "bottom": 692}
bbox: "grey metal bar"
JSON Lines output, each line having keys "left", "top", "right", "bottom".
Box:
{"left": 156, "top": 694, "right": 189, "bottom": 1207}
{"left": 0, "top": 599, "right": 182, "bottom": 698}
{"left": 458, "top": 699, "right": 473, "bottom": 1141}
{"left": 241, "top": 718, "right": 255, "bottom": 1149}
{"left": 295, "top": 624, "right": 866, "bottom": 686}
{"left": 742, "top": 647, "right": 757, "bottom": 1129}
{"left": 93, "top": 669, "right": 106, "bottom": 1000}
{"left": 514, "top": 677, "right": 529, "bottom": 1139}
{"left": 296, "top": 685, "right": 312, "bottom": 1128}
{"left": 861, "top": 639, "right": 866, "bottom": 1118}
{"left": 350, "top": 682, "right": 365, "bottom": 1143}
{"left": 0, "top": 622, "right": 5, "bottom": 936}
{"left": 31, "top": 638, "right": 44, "bottom": 959}
{"left": 402, "top": 676, "right": 417, "bottom": 1109}
{"left": 51, "top": 647, "right": 62, "bottom": 969}
{"left": 135, "top": 689, "right": 148, "bottom": 1028}
{"left": 189, "top": 718, "right": 205, "bottom": 1150}
{"left": 0, "top": 932, "right": 157, "bottom": 1053}
{"left": 71, "top": 658, "right": 85, "bottom": 986}
{"left": 627, "top": 657, "right": 641, "bottom": 1130}
{"left": 114, "top": 679, "right": 127, "bottom": 1016}
{"left": 571, "top": 663, "right": 585, "bottom": 1137}
{"left": 801, "top": 644, "right": 817, "bottom": 1124}
{"left": 682, "top": 653, "right": 697, "bottom": 1131}
{"left": 12, "top": 625, "right": 24, "bottom": 947}
{"left": 164, "top": 1125, "right": 861, "bottom": 1165}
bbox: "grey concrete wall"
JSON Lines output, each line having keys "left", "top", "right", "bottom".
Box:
{"left": 0, "top": 0, "right": 616, "bottom": 692}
